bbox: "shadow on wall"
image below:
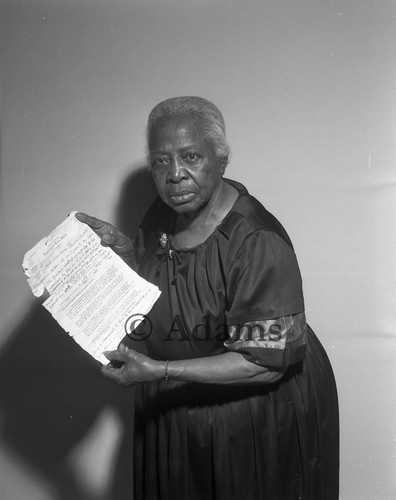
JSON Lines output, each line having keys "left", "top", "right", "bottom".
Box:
{"left": 0, "top": 167, "right": 157, "bottom": 500}
{"left": 116, "top": 162, "right": 158, "bottom": 238}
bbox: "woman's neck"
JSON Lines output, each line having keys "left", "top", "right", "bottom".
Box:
{"left": 172, "top": 181, "right": 239, "bottom": 249}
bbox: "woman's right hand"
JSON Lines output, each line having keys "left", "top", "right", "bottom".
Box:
{"left": 76, "top": 212, "right": 137, "bottom": 269}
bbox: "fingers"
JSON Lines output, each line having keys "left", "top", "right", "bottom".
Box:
{"left": 76, "top": 212, "right": 108, "bottom": 231}
{"left": 118, "top": 343, "right": 129, "bottom": 351}
{"left": 101, "top": 350, "right": 128, "bottom": 385}
{"left": 101, "top": 363, "right": 126, "bottom": 385}
{"left": 76, "top": 213, "right": 113, "bottom": 240}
{"left": 101, "top": 347, "right": 136, "bottom": 387}
{"left": 103, "top": 349, "right": 130, "bottom": 363}
{"left": 101, "top": 229, "right": 118, "bottom": 246}
{"left": 101, "top": 229, "right": 130, "bottom": 249}
{"left": 76, "top": 213, "right": 133, "bottom": 256}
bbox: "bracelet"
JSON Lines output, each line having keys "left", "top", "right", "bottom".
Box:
{"left": 164, "top": 360, "right": 170, "bottom": 381}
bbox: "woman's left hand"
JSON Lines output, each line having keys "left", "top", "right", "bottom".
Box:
{"left": 101, "top": 344, "right": 164, "bottom": 387}
{"left": 75, "top": 212, "right": 136, "bottom": 269}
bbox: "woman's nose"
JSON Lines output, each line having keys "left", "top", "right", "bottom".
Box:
{"left": 168, "top": 157, "right": 187, "bottom": 182}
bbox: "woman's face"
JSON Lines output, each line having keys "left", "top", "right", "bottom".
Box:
{"left": 149, "top": 116, "right": 225, "bottom": 216}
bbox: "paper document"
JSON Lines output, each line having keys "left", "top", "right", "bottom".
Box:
{"left": 22, "top": 211, "right": 161, "bottom": 364}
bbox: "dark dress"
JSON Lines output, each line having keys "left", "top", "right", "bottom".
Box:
{"left": 129, "top": 179, "right": 339, "bottom": 500}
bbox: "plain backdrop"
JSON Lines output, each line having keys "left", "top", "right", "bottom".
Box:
{"left": 0, "top": 1, "right": 395, "bottom": 499}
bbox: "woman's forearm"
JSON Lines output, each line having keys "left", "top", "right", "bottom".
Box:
{"left": 165, "top": 351, "right": 284, "bottom": 385}
{"left": 101, "top": 346, "right": 285, "bottom": 387}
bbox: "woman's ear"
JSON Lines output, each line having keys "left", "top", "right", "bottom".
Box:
{"left": 219, "top": 156, "right": 228, "bottom": 175}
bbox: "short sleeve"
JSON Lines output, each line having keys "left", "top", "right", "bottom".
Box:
{"left": 224, "top": 230, "right": 306, "bottom": 368}
{"left": 225, "top": 230, "right": 305, "bottom": 324}
{"left": 224, "top": 314, "right": 307, "bottom": 368}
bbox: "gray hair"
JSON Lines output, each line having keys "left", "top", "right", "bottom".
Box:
{"left": 146, "top": 96, "right": 230, "bottom": 160}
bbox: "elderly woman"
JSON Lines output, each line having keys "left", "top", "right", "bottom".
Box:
{"left": 77, "top": 96, "right": 339, "bottom": 500}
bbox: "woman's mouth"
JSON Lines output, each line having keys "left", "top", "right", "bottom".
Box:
{"left": 169, "top": 192, "right": 195, "bottom": 204}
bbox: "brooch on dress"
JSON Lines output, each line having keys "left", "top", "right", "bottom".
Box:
{"left": 159, "top": 232, "right": 174, "bottom": 259}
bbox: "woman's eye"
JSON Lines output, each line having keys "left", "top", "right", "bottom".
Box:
{"left": 152, "top": 157, "right": 168, "bottom": 168}
{"left": 184, "top": 153, "right": 200, "bottom": 162}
